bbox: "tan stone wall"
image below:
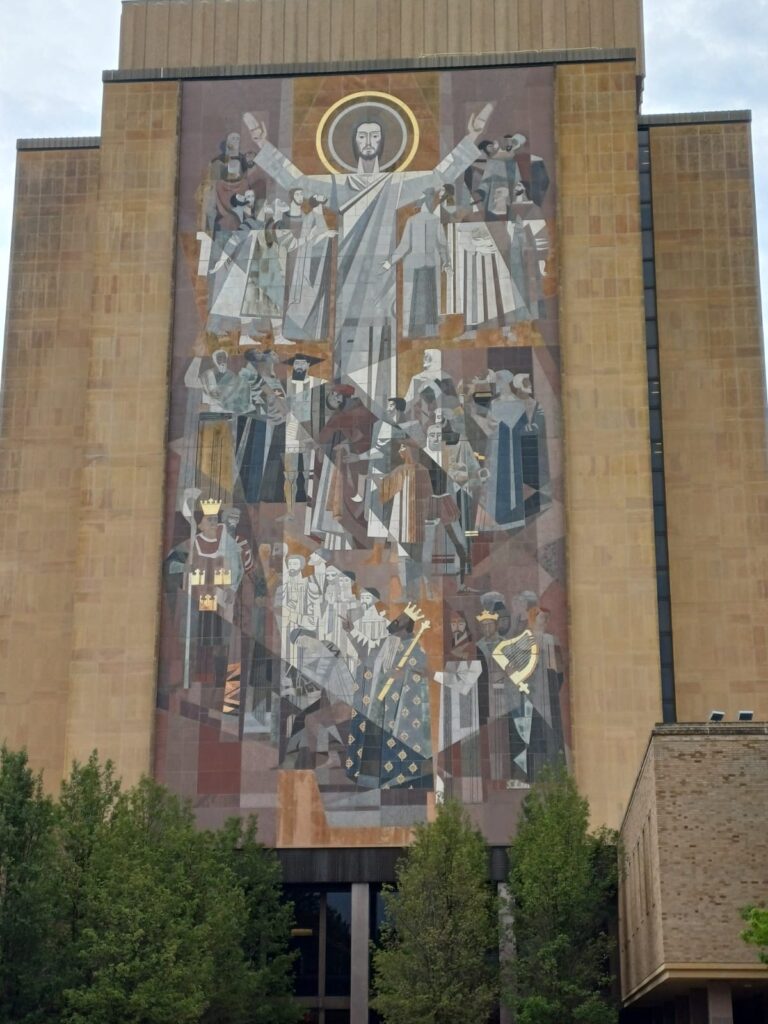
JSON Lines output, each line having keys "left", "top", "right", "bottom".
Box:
{"left": 651, "top": 123, "right": 768, "bottom": 724}
{"left": 557, "top": 62, "right": 662, "bottom": 829}
{"left": 619, "top": 745, "right": 665, "bottom": 999}
{"left": 0, "top": 146, "right": 99, "bottom": 787}
{"left": 62, "top": 82, "right": 179, "bottom": 787}
{"left": 118, "top": 0, "right": 644, "bottom": 73}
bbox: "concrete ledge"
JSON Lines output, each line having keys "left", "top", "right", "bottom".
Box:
{"left": 651, "top": 722, "right": 768, "bottom": 736}
{"left": 639, "top": 110, "right": 751, "bottom": 126}
{"left": 103, "top": 47, "right": 638, "bottom": 83}
{"left": 624, "top": 962, "right": 768, "bottom": 1006}
{"left": 17, "top": 137, "right": 101, "bottom": 151}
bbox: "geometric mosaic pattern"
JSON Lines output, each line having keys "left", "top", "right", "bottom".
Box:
{"left": 156, "top": 66, "right": 568, "bottom": 838}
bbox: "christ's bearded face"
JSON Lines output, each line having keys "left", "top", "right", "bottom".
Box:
{"left": 354, "top": 122, "right": 383, "bottom": 161}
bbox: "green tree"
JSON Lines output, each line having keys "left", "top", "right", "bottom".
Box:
{"left": 372, "top": 799, "right": 498, "bottom": 1024}
{"left": 61, "top": 777, "right": 252, "bottom": 1024}
{"left": 54, "top": 753, "right": 121, "bottom": 985}
{"left": 211, "top": 817, "right": 299, "bottom": 1024}
{"left": 0, "top": 750, "right": 298, "bottom": 1024}
{"left": 741, "top": 905, "right": 768, "bottom": 963}
{"left": 0, "top": 747, "right": 60, "bottom": 1024}
{"left": 504, "top": 763, "right": 618, "bottom": 1024}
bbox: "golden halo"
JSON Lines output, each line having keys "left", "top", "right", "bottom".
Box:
{"left": 315, "top": 90, "right": 420, "bottom": 175}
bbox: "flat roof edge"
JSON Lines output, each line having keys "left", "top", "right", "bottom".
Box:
{"left": 619, "top": 721, "right": 768, "bottom": 833}
{"left": 639, "top": 110, "right": 751, "bottom": 126}
{"left": 650, "top": 721, "right": 768, "bottom": 736}
{"left": 104, "top": 46, "right": 638, "bottom": 82}
{"left": 17, "top": 137, "right": 101, "bottom": 152}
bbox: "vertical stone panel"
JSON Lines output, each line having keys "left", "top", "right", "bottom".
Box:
{"left": 565, "top": 0, "right": 591, "bottom": 51}
{"left": 144, "top": 0, "right": 172, "bottom": 67}
{"left": 236, "top": 0, "right": 262, "bottom": 64}
{"left": 557, "top": 62, "right": 662, "bottom": 828}
{"left": 305, "top": 0, "right": 332, "bottom": 63}
{"left": 63, "top": 82, "right": 180, "bottom": 786}
{"left": 422, "top": 0, "right": 446, "bottom": 57}
{"left": 167, "top": 0, "right": 194, "bottom": 67}
{"left": 651, "top": 122, "right": 768, "bottom": 725}
{"left": 589, "top": 0, "right": 615, "bottom": 49}
{"left": 282, "top": 0, "right": 309, "bottom": 65}
{"left": 542, "top": 0, "right": 565, "bottom": 51}
{"left": 119, "top": 2, "right": 147, "bottom": 69}
{"left": 328, "top": 0, "right": 347, "bottom": 61}
{"left": 350, "top": 883, "right": 370, "bottom": 1021}
{"left": 0, "top": 146, "right": 99, "bottom": 787}
{"left": 191, "top": 0, "right": 217, "bottom": 69}
{"left": 399, "top": 0, "right": 424, "bottom": 60}
{"left": 214, "top": 0, "right": 242, "bottom": 66}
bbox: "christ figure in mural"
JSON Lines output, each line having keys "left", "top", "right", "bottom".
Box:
{"left": 242, "top": 100, "right": 494, "bottom": 412}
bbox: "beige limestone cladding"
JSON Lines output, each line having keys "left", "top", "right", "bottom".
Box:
{"left": 0, "top": 147, "right": 99, "bottom": 787}
{"left": 651, "top": 123, "right": 768, "bottom": 725}
{"left": 63, "top": 82, "right": 180, "bottom": 787}
{"left": 557, "top": 62, "right": 662, "bottom": 829}
{"left": 117, "top": 0, "right": 645, "bottom": 74}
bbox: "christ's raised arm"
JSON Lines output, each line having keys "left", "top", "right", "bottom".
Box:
{"left": 244, "top": 112, "right": 331, "bottom": 196}
{"left": 399, "top": 102, "right": 495, "bottom": 206}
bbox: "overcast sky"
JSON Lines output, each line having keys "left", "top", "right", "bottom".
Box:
{"left": 0, "top": 0, "right": 766, "bottom": 371}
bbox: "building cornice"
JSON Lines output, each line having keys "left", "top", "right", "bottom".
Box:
{"left": 639, "top": 110, "right": 751, "bottom": 126}
{"left": 103, "top": 46, "right": 637, "bottom": 83}
{"left": 17, "top": 137, "right": 101, "bottom": 151}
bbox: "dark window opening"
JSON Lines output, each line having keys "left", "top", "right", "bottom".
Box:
{"left": 639, "top": 129, "right": 676, "bottom": 723}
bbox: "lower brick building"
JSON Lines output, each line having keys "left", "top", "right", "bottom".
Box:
{"left": 621, "top": 726, "right": 768, "bottom": 1023}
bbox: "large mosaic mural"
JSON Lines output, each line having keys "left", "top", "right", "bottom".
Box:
{"left": 156, "top": 67, "right": 567, "bottom": 844}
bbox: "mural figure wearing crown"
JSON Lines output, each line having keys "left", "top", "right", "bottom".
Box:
{"left": 243, "top": 99, "right": 494, "bottom": 411}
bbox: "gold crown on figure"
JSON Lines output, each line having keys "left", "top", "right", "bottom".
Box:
{"left": 476, "top": 610, "right": 499, "bottom": 622}
{"left": 403, "top": 602, "right": 424, "bottom": 621}
{"left": 200, "top": 498, "right": 222, "bottom": 516}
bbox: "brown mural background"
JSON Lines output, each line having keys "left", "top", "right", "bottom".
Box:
{"left": 155, "top": 65, "right": 566, "bottom": 845}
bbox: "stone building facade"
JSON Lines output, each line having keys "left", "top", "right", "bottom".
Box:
{"left": 1, "top": 1, "right": 766, "bottom": 1021}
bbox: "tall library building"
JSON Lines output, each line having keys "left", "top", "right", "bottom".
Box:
{"left": 2, "top": 0, "right": 767, "bottom": 1020}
